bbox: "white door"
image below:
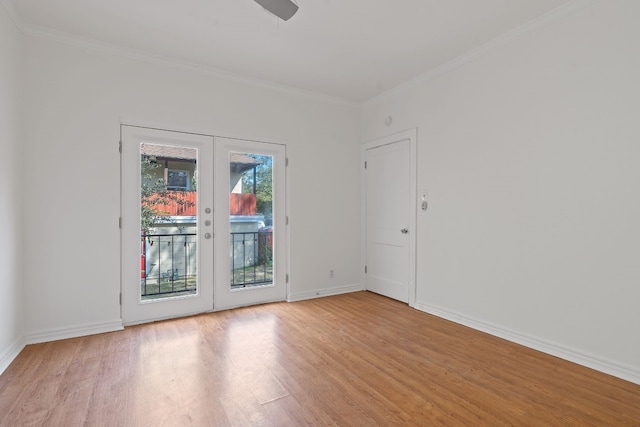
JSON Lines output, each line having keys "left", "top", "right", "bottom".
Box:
{"left": 121, "top": 126, "right": 214, "bottom": 324}
{"left": 363, "top": 130, "right": 416, "bottom": 304}
{"left": 214, "top": 137, "right": 288, "bottom": 310}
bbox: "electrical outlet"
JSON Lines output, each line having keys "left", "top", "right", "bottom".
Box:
{"left": 329, "top": 269, "right": 335, "bottom": 279}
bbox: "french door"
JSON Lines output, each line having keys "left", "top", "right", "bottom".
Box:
{"left": 121, "top": 126, "right": 287, "bottom": 324}
{"left": 213, "top": 137, "right": 287, "bottom": 310}
{"left": 121, "top": 126, "right": 214, "bottom": 324}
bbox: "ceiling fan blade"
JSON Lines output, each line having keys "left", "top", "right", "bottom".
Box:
{"left": 254, "top": 0, "right": 299, "bottom": 21}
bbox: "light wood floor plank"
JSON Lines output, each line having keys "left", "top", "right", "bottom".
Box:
{"left": 0, "top": 291, "right": 638, "bottom": 426}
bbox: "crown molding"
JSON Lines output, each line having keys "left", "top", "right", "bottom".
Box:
{"left": 20, "top": 23, "right": 358, "bottom": 109}
{"left": 362, "top": 0, "right": 601, "bottom": 107}
{"left": 5, "top": 0, "right": 600, "bottom": 109}
{"left": 0, "top": 0, "right": 24, "bottom": 32}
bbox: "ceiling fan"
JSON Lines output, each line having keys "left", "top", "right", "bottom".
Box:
{"left": 253, "top": 0, "right": 299, "bottom": 21}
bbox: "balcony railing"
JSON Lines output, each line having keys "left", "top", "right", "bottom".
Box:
{"left": 146, "top": 191, "right": 197, "bottom": 216}
{"left": 141, "top": 233, "right": 197, "bottom": 299}
{"left": 230, "top": 193, "right": 257, "bottom": 216}
{"left": 146, "top": 191, "right": 257, "bottom": 217}
{"left": 141, "top": 229, "right": 273, "bottom": 299}
{"left": 230, "top": 231, "right": 273, "bottom": 288}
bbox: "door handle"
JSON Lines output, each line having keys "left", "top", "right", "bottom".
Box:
{"left": 401, "top": 228, "right": 408, "bottom": 234}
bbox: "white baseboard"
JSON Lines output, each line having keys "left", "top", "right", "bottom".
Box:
{"left": 288, "top": 283, "right": 364, "bottom": 302}
{"left": 24, "top": 320, "right": 124, "bottom": 345}
{"left": 0, "top": 337, "right": 26, "bottom": 376}
{"left": 413, "top": 301, "right": 640, "bottom": 385}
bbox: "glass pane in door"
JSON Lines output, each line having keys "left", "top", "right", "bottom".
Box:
{"left": 229, "top": 152, "right": 274, "bottom": 289}
{"left": 140, "top": 143, "right": 198, "bottom": 300}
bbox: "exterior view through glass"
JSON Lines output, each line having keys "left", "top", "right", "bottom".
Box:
{"left": 229, "top": 152, "right": 274, "bottom": 289}
{"left": 140, "top": 143, "right": 198, "bottom": 300}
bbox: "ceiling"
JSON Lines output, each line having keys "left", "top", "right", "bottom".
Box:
{"left": 7, "top": 0, "right": 573, "bottom": 103}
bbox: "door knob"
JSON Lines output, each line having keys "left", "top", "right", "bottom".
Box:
{"left": 401, "top": 228, "right": 408, "bottom": 234}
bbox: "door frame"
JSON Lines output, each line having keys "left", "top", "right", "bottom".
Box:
{"left": 360, "top": 128, "right": 417, "bottom": 307}
{"left": 120, "top": 121, "right": 290, "bottom": 324}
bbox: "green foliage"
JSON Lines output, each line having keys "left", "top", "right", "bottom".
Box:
{"left": 241, "top": 154, "right": 273, "bottom": 224}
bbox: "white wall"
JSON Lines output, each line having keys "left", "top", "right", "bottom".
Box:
{"left": 0, "top": 5, "right": 24, "bottom": 371}
{"left": 22, "top": 35, "right": 361, "bottom": 339}
{"left": 362, "top": 0, "right": 640, "bottom": 381}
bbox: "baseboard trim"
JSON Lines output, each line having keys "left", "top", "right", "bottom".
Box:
{"left": 24, "top": 320, "right": 124, "bottom": 345}
{"left": 413, "top": 301, "right": 640, "bottom": 386}
{"left": 288, "top": 283, "right": 364, "bottom": 302}
{"left": 0, "top": 337, "right": 26, "bottom": 376}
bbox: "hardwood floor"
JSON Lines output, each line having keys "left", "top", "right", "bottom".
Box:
{"left": 1, "top": 291, "right": 638, "bottom": 426}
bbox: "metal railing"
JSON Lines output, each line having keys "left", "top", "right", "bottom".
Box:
{"left": 141, "top": 233, "right": 197, "bottom": 298}
{"left": 230, "top": 231, "right": 273, "bottom": 288}
{"left": 140, "top": 230, "right": 273, "bottom": 298}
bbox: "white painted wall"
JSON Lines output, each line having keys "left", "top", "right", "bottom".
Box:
{"left": 362, "top": 0, "right": 640, "bottom": 381}
{"left": 21, "top": 35, "right": 361, "bottom": 338}
{"left": 0, "top": 5, "right": 24, "bottom": 371}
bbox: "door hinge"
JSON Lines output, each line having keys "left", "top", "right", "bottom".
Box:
{"left": 285, "top": 157, "right": 289, "bottom": 167}
{"left": 365, "top": 265, "right": 368, "bottom": 274}
{"left": 364, "top": 161, "right": 367, "bottom": 169}
{"left": 286, "top": 274, "right": 289, "bottom": 283}
{"left": 119, "top": 217, "right": 122, "bottom": 229}
{"left": 119, "top": 292, "right": 122, "bottom": 305}
{"left": 119, "top": 140, "right": 122, "bottom": 153}
{"left": 286, "top": 216, "right": 289, "bottom": 225}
